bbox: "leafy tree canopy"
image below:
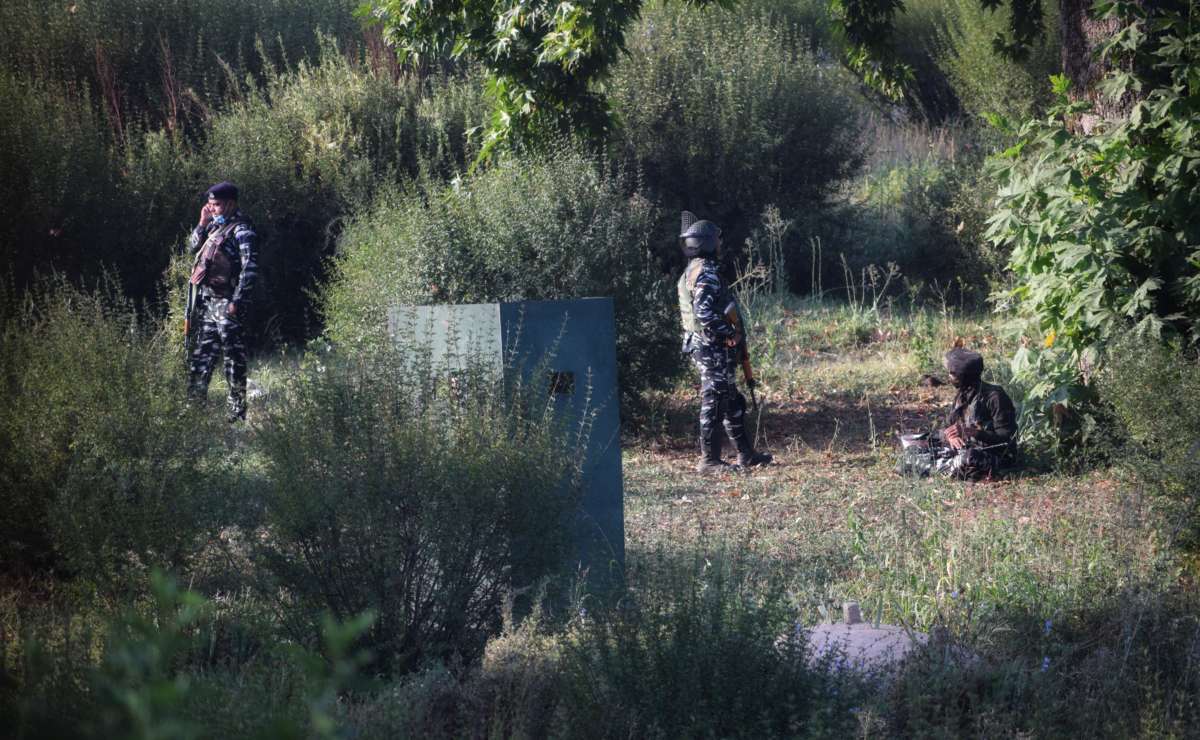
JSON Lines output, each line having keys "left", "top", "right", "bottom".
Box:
{"left": 359, "top": 0, "right": 731, "bottom": 161}
{"left": 361, "top": 0, "right": 1050, "bottom": 154}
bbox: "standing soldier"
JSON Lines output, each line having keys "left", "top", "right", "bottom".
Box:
{"left": 677, "top": 212, "right": 772, "bottom": 474}
{"left": 187, "top": 181, "right": 258, "bottom": 421}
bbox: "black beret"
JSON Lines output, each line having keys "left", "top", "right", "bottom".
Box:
{"left": 943, "top": 348, "right": 984, "bottom": 378}
{"left": 205, "top": 181, "right": 239, "bottom": 200}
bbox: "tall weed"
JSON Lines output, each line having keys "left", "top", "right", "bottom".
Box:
{"left": 936, "top": 0, "right": 1061, "bottom": 123}
{"left": 1100, "top": 337, "right": 1200, "bottom": 544}
{"left": 246, "top": 342, "right": 582, "bottom": 676}
{"left": 0, "top": 73, "right": 119, "bottom": 293}
{"left": 200, "top": 42, "right": 486, "bottom": 342}
{"left": 0, "top": 0, "right": 361, "bottom": 139}
{"left": 610, "top": 2, "right": 864, "bottom": 272}
{"left": 0, "top": 280, "right": 226, "bottom": 584}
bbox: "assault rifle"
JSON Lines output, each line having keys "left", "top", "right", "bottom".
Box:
{"left": 723, "top": 301, "right": 758, "bottom": 411}
{"left": 183, "top": 282, "right": 197, "bottom": 358}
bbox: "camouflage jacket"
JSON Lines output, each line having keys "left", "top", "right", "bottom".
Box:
{"left": 189, "top": 212, "right": 258, "bottom": 304}
{"left": 946, "top": 381, "right": 1018, "bottom": 453}
{"left": 678, "top": 257, "right": 736, "bottom": 350}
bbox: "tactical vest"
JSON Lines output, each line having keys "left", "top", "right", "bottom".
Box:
{"left": 677, "top": 258, "right": 706, "bottom": 336}
{"left": 677, "top": 258, "right": 745, "bottom": 340}
{"left": 190, "top": 219, "right": 243, "bottom": 296}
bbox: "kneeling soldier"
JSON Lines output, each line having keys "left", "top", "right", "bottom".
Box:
{"left": 937, "top": 347, "right": 1018, "bottom": 479}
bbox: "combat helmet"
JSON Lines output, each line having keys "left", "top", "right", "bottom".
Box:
{"left": 679, "top": 211, "right": 721, "bottom": 258}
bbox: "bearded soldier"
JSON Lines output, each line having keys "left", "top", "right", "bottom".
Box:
{"left": 186, "top": 181, "right": 258, "bottom": 421}
{"left": 677, "top": 212, "right": 772, "bottom": 474}
{"left": 937, "top": 347, "right": 1018, "bottom": 478}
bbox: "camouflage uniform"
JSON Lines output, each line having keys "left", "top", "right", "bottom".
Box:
{"left": 897, "top": 349, "right": 1019, "bottom": 480}
{"left": 680, "top": 257, "right": 754, "bottom": 466}
{"left": 940, "top": 379, "right": 1018, "bottom": 479}
{"left": 187, "top": 212, "right": 258, "bottom": 419}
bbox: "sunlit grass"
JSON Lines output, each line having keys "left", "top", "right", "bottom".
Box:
{"left": 625, "top": 296, "right": 1179, "bottom": 653}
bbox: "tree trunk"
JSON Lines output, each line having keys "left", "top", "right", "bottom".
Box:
{"left": 1059, "top": 0, "right": 1139, "bottom": 132}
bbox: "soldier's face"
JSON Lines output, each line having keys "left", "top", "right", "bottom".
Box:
{"left": 948, "top": 371, "right": 962, "bottom": 387}
{"left": 209, "top": 197, "right": 234, "bottom": 215}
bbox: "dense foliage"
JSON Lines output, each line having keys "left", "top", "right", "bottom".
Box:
{"left": 361, "top": 0, "right": 736, "bottom": 159}
{"left": 1100, "top": 336, "right": 1200, "bottom": 542}
{"left": 323, "top": 144, "right": 678, "bottom": 407}
{"left": 935, "top": 0, "right": 1061, "bottom": 122}
{"left": 6, "top": 1, "right": 1200, "bottom": 736}
{"left": 0, "top": 0, "right": 361, "bottom": 139}
{"left": 0, "top": 282, "right": 225, "bottom": 583}
{"left": 610, "top": 3, "right": 865, "bottom": 268}
{"left": 199, "top": 44, "right": 486, "bottom": 339}
{"left": 246, "top": 345, "right": 582, "bottom": 676}
{"left": 988, "top": 2, "right": 1200, "bottom": 443}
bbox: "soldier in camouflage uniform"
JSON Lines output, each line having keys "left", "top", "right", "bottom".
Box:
{"left": 187, "top": 181, "right": 258, "bottom": 421}
{"left": 937, "top": 348, "right": 1018, "bottom": 479}
{"left": 677, "top": 212, "right": 772, "bottom": 474}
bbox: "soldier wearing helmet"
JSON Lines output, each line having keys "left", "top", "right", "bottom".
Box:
{"left": 677, "top": 211, "right": 772, "bottom": 474}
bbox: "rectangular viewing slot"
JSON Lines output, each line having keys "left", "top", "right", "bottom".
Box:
{"left": 548, "top": 371, "right": 575, "bottom": 396}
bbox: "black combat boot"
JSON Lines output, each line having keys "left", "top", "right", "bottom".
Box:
{"left": 696, "top": 433, "right": 730, "bottom": 475}
{"left": 732, "top": 435, "right": 772, "bottom": 469}
{"left": 736, "top": 450, "right": 773, "bottom": 468}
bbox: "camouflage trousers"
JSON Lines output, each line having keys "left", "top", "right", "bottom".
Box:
{"left": 188, "top": 290, "right": 247, "bottom": 419}
{"left": 692, "top": 344, "right": 752, "bottom": 456}
{"left": 896, "top": 444, "right": 1010, "bottom": 481}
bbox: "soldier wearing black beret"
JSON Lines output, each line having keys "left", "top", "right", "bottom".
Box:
{"left": 186, "top": 181, "right": 258, "bottom": 421}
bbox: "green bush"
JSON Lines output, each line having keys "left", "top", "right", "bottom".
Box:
{"left": 0, "top": 72, "right": 120, "bottom": 294}
{"left": 0, "top": 0, "right": 361, "bottom": 139}
{"left": 609, "top": 2, "right": 864, "bottom": 273}
{"left": 0, "top": 281, "right": 226, "bottom": 584}
{"left": 0, "top": 70, "right": 198, "bottom": 311}
{"left": 936, "top": 0, "right": 1061, "bottom": 123}
{"left": 989, "top": 4, "right": 1200, "bottom": 448}
{"left": 347, "top": 551, "right": 863, "bottom": 738}
{"left": 558, "top": 553, "right": 858, "bottom": 738}
{"left": 245, "top": 343, "right": 582, "bottom": 676}
{"left": 199, "top": 43, "right": 486, "bottom": 342}
{"left": 814, "top": 121, "right": 1001, "bottom": 302}
{"left": 1100, "top": 337, "right": 1200, "bottom": 540}
{"left": 890, "top": 0, "right": 958, "bottom": 120}
{"left": 323, "top": 144, "right": 678, "bottom": 409}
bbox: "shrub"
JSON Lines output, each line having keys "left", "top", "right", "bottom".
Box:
{"left": 323, "top": 144, "right": 678, "bottom": 409}
{"left": 935, "top": 0, "right": 1061, "bottom": 123}
{"left": 0, "top": 72, "right": 120, "bottom": 294}
{"left": 0, "top": 280, "right": 226, "bottom": 584}
{"left": 0, "top": 0, "right": 362, "bottom": 139}
{"left": 245, "top": 342, "right": 582, "bottom": 676}
{"left": 347, "top": 550, "right": 863, "bottom": 738}
{"left": 890, "top": 0, "right": 959, "bottom": 120}
{"left": 1099, "top": 337, "right": 1200, "bottom": 541}
{"left": 814, "top": 121, "right": 1001, "bottom": 302}
{"left": 989, "top": 5, "right": 1200, "bottom": 448}
{"left": 609, "top": 2, "right": 864, "bottom": 273}
{"left": 558, "top": 551, "right": 860, "bottom": 738}
{"left": 199, "top": 43, "right": 487, "bottom": 343}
